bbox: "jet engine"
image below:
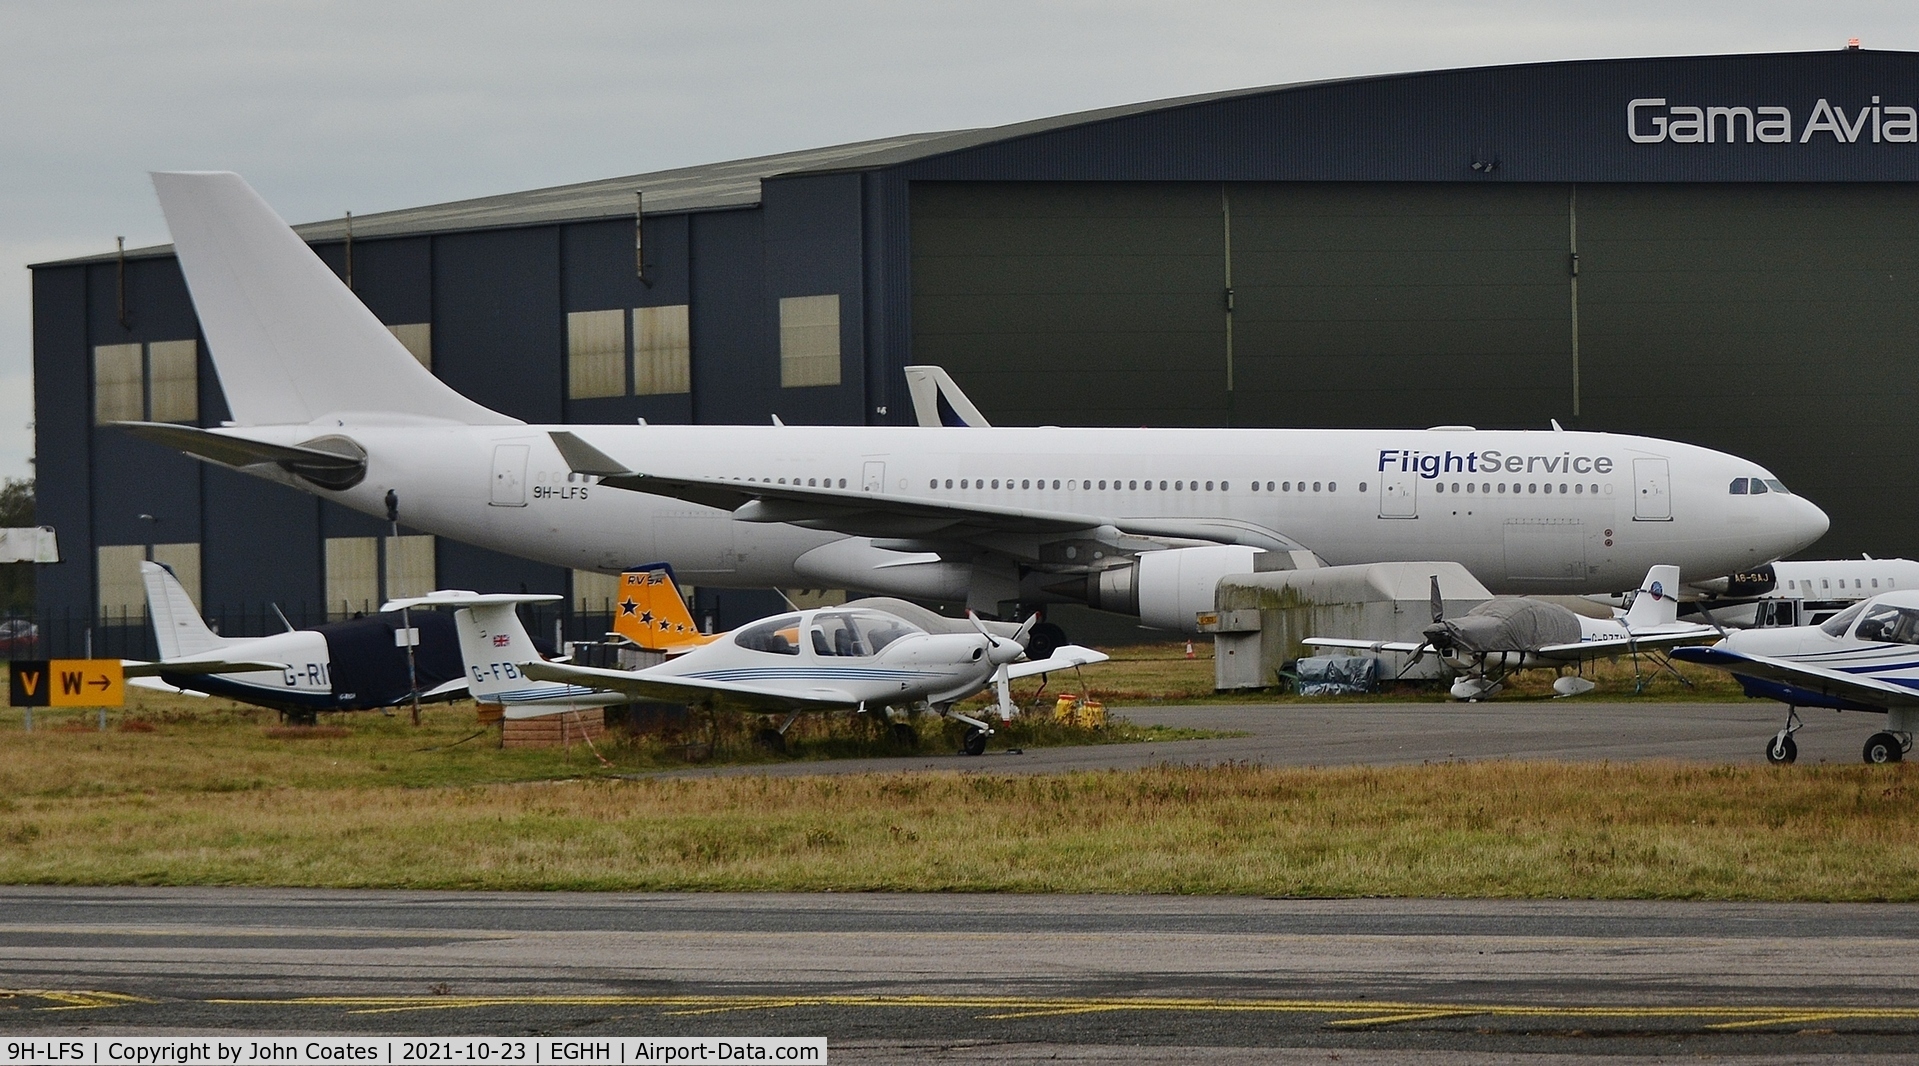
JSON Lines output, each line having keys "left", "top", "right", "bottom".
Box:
{"left": 1088, "top": 545, "right": 1261, "bottom": 633}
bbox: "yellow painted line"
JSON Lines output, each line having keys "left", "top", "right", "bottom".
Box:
{"left": 0, "top": 989, "right": 154, "bottom": 1012}
{"left": 204, "top": 992, "right": 1919, "bottom": 1030}
{"left": 1327, "top": 1010, "right": 1483, "bottom": 1027}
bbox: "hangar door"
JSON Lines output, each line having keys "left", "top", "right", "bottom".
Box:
{"left": 910, "top": 182, "right": 1573, "bottom": 430}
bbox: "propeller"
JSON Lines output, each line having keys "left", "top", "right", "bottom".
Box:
{"left": 1399, "top": 574, "right": 1444, "bottom": 675}
{"left": 968, "top": 611, "right": 1036, "bottom": 666}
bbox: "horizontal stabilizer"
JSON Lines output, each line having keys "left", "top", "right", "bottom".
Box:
{"left": 383, "top": 590, "right": 563, "bottom": 612}
{"left": 118, "top": 422, "right": 366, "bottom": 476}
{"left": 122, "top": 658, "right": 289, "bottom": 677}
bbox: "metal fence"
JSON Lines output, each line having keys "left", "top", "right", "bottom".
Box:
{"left": 1, "top": 602, "right": 626, "bottom": 661}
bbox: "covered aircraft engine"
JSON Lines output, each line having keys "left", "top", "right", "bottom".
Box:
{"left": 1426, "top": 598, "right": 1582, "bottom": 655}
{"left": 1090, "top": 545, "right": 1261, "bottom": 633}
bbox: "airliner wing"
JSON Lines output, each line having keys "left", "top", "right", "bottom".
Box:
{"left": 1302, "top": 638, "right": 1427, "bottom": 654}
{"left": 550, "top": 431, "right": 1311, "bottom": 554}
{"left": 1005, "top": 644, "right": 1110, "bottom": 680}
{"left": 519, "top": 659, "right": 856, "bottom": 713}
{"left": 121, "top": 658, "right": 289, "bottom": 677}
{"left": 1671, "top": 646, "right": 1919, "bottom": 709}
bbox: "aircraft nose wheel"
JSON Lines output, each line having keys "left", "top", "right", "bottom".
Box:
{"left": 1863, "top": 731, "right": 1907, "bottom": 765}
{"left": 1765, "top": 733, "right": 1797, "bottom": 764}
{"left": 960, "top": 726, "right": 988, "bottom": 757}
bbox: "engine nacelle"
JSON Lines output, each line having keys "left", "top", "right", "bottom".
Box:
{"left": 1090, "top": 545, "right": 1261, "bottom": 633}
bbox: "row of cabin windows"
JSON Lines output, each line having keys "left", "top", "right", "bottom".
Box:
{"left": 93, "top": 536, "right": 435, "bottom": 624}
{"left": 924, "top": 478, "right": 1345, "bottom": 493}
{"left": 1788, "top": 578, "right": 1894, "bottom": 591}
{"left": 1434, "top": 482, "right": 1609, "bottom": 496}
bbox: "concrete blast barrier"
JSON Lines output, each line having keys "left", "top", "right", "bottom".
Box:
{"left": 1206, "top": 562, "right": 1491, "bottom": 690}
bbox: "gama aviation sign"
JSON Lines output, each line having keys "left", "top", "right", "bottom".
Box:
{"left": 1628, "top": 97, "right": 1919, "bottom": 143}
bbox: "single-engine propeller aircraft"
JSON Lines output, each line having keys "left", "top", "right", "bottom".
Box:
{"left": 393, "top": 567, "right": 1108, "bottom": 755}
{"left": 126, "top": 561, "right": 467, "bottom": 721}
{"left": 1306, "top": 566, "right": 1719, "bottom": 700}
{"left": 1672, "top": 593, "right": 1919, "bottom": 764}
{"left": 125, "top": 172, "right": 1829, "bottom": 633}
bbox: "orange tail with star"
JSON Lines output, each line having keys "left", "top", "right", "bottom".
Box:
{"left": 612, "top": 565, "right": 717, "bottom": 653}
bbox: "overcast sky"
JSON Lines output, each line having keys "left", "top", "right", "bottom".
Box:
{"left": 4, "top": 1, "right": 1915, "bottom": 484}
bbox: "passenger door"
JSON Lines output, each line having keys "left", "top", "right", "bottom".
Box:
{"left": 1633, "top": 458, "right": 1672, "bottom": 521}
{"left": 1378, "top": 471, "right": 1417, "bottom": 518}
{"left": 490, "top": 444, "right": 529, "bottom": 507}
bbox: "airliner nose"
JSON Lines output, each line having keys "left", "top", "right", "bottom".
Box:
{"left": 1787, "top": 494, "right": 1830, "bottom": 554}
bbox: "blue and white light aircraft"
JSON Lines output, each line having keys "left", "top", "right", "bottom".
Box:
{"left": 1674, "top": 593, "right": 1919, "bottom": 764}
{"left": 123, "top": 172, "right": 1830, "bottom": 632}
{"left": 397, "top": 573, "right": 1108, "bottom": 755}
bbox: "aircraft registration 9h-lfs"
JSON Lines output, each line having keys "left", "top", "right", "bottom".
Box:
{"left": 123, "top": 172, "right": 1830, "bottom": 631}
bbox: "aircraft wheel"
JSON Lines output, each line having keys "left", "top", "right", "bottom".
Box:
{"left": 1863, "top": 732, "right": 1904, "bottom": 765}
{"left": 1765, "top": 734, "right": 1797, "bottom": 765}
{"left": 960, "top": 726, "right": 988, "bottom": 757}
{"left": 890, "top": 722, "right": 920, "bottom": 750}
{"left": 754, "top": 727, "right": 787, "bottom": 754}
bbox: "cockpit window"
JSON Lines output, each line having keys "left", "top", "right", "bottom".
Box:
{"left": 1820, "top": 601, "right": 1865, "bottom": 637}
{"left": 734, "top": 613, "right": 803, "bottom": 655}
{"left": 807, "top": 610, "right": 924, "bottom": 657}
{"left": 1728, "top": 478, "right": 1748, "bottom": 494}
{"left": 1852, "top": 603, "right": 1919, "bottom": 645}
{"left": 1748, "top": 478, "right": 1769, "bottom": 494}
{"left": 1763, "top": 478, "right": 1790, "bottom": 494}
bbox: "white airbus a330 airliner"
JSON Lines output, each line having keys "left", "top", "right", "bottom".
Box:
{"left": 121, "top": 172, "right": 1830, "bottom": 632}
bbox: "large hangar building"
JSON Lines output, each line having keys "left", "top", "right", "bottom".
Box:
{"left": 29, "top": 49, "right": 1919, "bottom": 652}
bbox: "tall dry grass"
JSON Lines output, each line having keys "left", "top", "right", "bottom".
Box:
{"left": 0, "top": 759, "right": 1912, "bottom": 899}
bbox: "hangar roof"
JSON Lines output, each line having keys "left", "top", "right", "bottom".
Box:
{"left": 43, "top": 49, "right": 1919, "bottom": 268}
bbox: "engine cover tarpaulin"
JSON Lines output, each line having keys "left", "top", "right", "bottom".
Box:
{"left": 1293, "top": 655, "right": 1379, "bottom": 696}
{"left": 1431, "top": 598, "right": 1582, "bottom": 654}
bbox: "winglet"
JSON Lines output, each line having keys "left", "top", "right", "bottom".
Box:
{"left": 548, "top": 431, "right": 636, "bottom": 477}
{"left": 904, "top": 366, "right": 992, "bottom": 428}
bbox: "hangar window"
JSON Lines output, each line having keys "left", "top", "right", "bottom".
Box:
{"left": 384, "top": 535, "right": 437, "bottom": 602}
{"left": 567, "top": 309, "right": 626, "bottom": 399}
{"left": 95, "top": 544, "right": 148, "bottom": 624}
{"left": 634, "top": 304, "right": 691, "bottom": 395}
{"left": 779, "top": 295, "right": 841, "bottom": 388}
{"left": 94, "top": 341, "right": 199, "bottom": 425}
{"left": 146, "top": 340, "right": 198, "bottom": 423}
{"left": 386, "top": 323, "right": 432, "bottom": 369}
{"left": 572, "top": 568, "right": 618, "bottom": 613}
{"left": 325, "top": 537, "right": 380, "bottom": 620}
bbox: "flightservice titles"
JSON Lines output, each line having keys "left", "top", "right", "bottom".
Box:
{"left": 1377, "top": 449, "right": 1615, "bottom": 479}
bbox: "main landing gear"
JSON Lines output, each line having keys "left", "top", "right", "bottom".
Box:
{"left": 1766, "top": 708, "right": 1802, "bottom": 765}
{"left": 1863, "top": 731, "right": 1910, "bottom": 765}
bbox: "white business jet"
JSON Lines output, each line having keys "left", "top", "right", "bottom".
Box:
{"left": 1307, "top": 566, "right": 1719, "bottom": 699}
{"left": 123, "top": 172, "right": 1828, "bottom": 633}
{"left": 396, "top": 577, "right": 1107, "bottom": 755}
{"left": 125, "top": 561, "right": 469, "bottom": 720}
{"left": 1673, "top": 594, "right": 1919, "bottom": 764}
